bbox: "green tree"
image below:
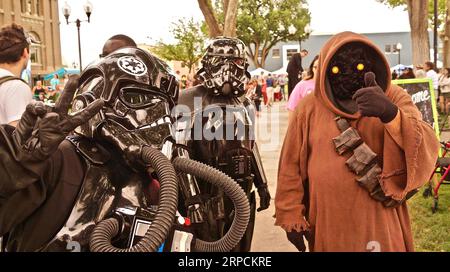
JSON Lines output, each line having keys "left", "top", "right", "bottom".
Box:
{"left": 197, "top": 0, "right": 311, "bottom": 68}
{"left": 237, "top": 0, "right": 310, "bottom": 68}
{"left": 377, "top": 0, "right": 448, "bottom": 65}
{"left": 152, "top": 18, "right": 207, "bottom": 73}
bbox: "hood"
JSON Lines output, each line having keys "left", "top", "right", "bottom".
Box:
{"left": 314, "top": 31, "right": 391, "bottom": 119}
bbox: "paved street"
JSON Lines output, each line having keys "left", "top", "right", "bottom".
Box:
{"left": 251, "top": 101, "right": 299, "bottom": 252}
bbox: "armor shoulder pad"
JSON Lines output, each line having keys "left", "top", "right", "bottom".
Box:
{"left": 66, "top": 135, "right": 110, "bottom": 165}
{"left": 177, "top": 85, "right": 208, "bottom": 111}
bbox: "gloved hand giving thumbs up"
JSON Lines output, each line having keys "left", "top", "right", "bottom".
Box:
{"left": 352, "top": 72, "right": 398, "bottom": 123}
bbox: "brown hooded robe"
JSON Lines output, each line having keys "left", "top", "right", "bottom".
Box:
{"left": 275, "top": 32, "right": 440, "bottom": 252}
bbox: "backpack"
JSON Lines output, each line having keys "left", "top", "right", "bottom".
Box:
{"left": 0, "top": 76, "right": 27, "bottom": 86}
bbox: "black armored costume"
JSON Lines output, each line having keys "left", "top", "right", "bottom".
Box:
{"left": 0, "top": 47, "right": 249, "bottom": 252}
{"left": 175, "top": 37, "right": 271, "bottom": 251}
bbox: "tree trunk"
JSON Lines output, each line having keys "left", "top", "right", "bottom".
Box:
{"left": 223, "top": 0, "right": 238, "bottom": 37}
{"left": 407, "top": 0, "right": 431, "bottom": 66}
{"left": 248, "top": 43, "right": 263, "bottom": 68}
{"left": 197, "top": 0, "right": 223, "bottom": 37}
{"left": 443, "top": 0, "right": 450, "bottom": 67}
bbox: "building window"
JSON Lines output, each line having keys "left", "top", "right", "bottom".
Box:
{"left": 287, "top": 49, "right": 299, "bottom": 61}
{"left": 272, "top": 49, "right": 280, "bottom": 58}
{"left": 21, "top": 0, "right": 32, "bottom": 14}
{"left": 385, "top": 44, "right": 400, "bottom": 54}
{"left": 48, "top": 0, "right": 52, "bottom": 19}
{"left": 28, "top": 32, "right": 42, "bottom": 66}
{"left": 385, "top": 45, "right": 392, "bottom": 54}
{"left": 36, "top": 0, "right": 43, "bottom": 16}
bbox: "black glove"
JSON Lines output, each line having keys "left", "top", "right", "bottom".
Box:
{"left": 286, "top": 230, "right": 308, "bottom": 252}
{"left": 256, "top": 184, "right": 271, "bottom": 212}
{"left": 13, "top": 75, "right": 104, "bottom": 163}
{"left": 352, "top": 72, "right": 398, "bottom": 123}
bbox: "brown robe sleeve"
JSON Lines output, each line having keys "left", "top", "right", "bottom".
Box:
{"left": 381, "top": 86, "right": 440, "bottom": 201}
{"left": 275, "top": 110, "right": 309, "bottom": 232}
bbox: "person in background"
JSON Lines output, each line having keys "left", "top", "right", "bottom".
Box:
{"left": 415, "top": 67, "right": 427, "bottom": 78}
{"left": 266, "top": 73, "right": 274, "bottom": 106}
{"left": 180, "top": 75, "right": 188, "bottom": 90}
{"left": 100, "top": 34, "right": 137, "bottom": 57}
{"left": 246, "top": 79, "right": 262, "bottom": 117}
{"left": 392, "top": 70, "right": 398, "bottom": 80}
{"left": 259, "top": 75, "right": 268, "bottom": 107}
{"left": 424, "top": 61, "right": 439, "bottom": 99}
{"left": 32, "top": 80, "right": 46, "bottom": 100}
{"left": 287, "top": 55, "right": 319, "bottom": 123}
{"left": 439, "top": 68, "right": 450, "bottom": 114}
{"left": 50, "top": 74, "right": 60, "bottom": 90}
{"left": 287, "top": 49, "right": 308, "bottom": 98}
{"left": 398, "top": 67, "right": 415, "bottom": 79}
{"left": 278, "top": 74, "right": 287, "bottom": 100}
{"left": 47, "top": 84, "right": 62, "bottom": 103}
{"left": 0, "top": 23, "right": 33, "bottom": 126}
{"left": 61, "top": 74, "right": 69, "bottom": 88}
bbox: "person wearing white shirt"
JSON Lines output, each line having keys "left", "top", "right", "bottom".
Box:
{"left": 0, "top": 23, "right": 33, "bottom": 127}
{"left": 439, "top": 68, "right": 450, "bottom": 114}
{"left": 424, "top": 61, "right": 439, "bottom": 100}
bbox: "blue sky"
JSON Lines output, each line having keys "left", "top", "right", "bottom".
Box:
{"left": 58, "top": 0, "right": 410, "bottom": 67}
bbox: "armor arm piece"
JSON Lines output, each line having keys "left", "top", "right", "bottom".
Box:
{"left": 172, "top": 145, "right": 204, "bottom": 224}
{"left": 251, "top": 142, "right": 269, "bottom": 189}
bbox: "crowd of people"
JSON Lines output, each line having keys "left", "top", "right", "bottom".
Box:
{"left": 245, "top": 73, "right": 288, "bottom": 116}
{"left": 392, "top": 62, "right": 450, "bottom": 116}
{"left": 31, "top": 74, "right": 69, "bottom": 104}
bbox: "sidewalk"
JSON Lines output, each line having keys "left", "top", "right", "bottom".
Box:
{"left": 251, "top": 102, "right": 299, "bottom": 252}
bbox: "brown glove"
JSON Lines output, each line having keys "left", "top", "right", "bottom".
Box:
{"left": 256, "top": 184, "right": 271, "bottom": 212}
{"left": 286, "top": 230, "right": 309, "bottom": 252}
{"left": 352, "top": 72, "right": 398, "bottom": 123}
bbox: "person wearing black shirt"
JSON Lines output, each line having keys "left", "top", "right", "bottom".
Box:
{"left": 286, "top": 49, "right": 308, "bottom": 98}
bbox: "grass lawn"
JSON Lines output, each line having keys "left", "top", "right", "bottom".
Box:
{"left": 409, "top": 183, "right": 450, "bottom": 252}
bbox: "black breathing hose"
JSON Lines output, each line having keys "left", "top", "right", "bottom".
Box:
{"left": 172, "top": 157, "right": 251, "bottom": 252}
{"left": 89, "top": 146, "right": 179, "bottom": 252}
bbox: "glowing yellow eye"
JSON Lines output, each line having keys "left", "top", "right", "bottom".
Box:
{"left": 357, "top": 63, "right": 365, "bottom": 71}
{"left": 331, "top": 66, "right": 340, "bottom": 74}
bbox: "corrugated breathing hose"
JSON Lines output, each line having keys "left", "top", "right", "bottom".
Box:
{"left": 172, "top": 157, "right": 250, "bottom": 252}
{"left": 89, "top": 146, "right": 178, "bottom": 252}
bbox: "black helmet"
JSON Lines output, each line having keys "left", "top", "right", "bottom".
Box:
{"left": 73, "top": 47, "right": 179, "bottom": 150}
{"left": 197, "top": 37, "right": 250, "bottom": 97}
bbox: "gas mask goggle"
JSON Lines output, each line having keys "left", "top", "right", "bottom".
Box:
{"left": 104, "top": 81, "right": 173, "bottom": 149}
{"left": 73, "top": 48, "right": 179, "bottom": 152}
{"left": 198, "top": 37, "right": 250, "bottom": 97}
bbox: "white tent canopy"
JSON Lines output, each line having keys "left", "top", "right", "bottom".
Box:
{"left": 271, "top": 67, "right": 288, "bottom": 75}
{"left": 250, "top": 67, "right": 271, "bottom": 77}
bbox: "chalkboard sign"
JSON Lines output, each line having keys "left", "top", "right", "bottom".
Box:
{"left": 392, "top": 78, "right": 440, "bottom": 137}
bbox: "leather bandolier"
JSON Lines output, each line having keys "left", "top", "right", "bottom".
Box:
{"left": 332, "top": 116, "right": 417, "bottom": 208}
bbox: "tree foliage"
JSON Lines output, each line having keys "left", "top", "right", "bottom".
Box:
{"left": 377, "top": 0, "right": 446, "bottom": 29}
{"left": 152, "top": 18, "right": 207, "bottom": 73}
{"left": 197, "top": 0, "right": 311, "bottom": 68}
{"left": 236, "top": 0, "right": 311, "bottom": 68}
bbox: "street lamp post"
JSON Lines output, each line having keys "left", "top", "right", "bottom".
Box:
{"left": 396, "top": 42, "right": 403, "bottom": 65}
{"left": 62, "top": 1, "right": 93, "bottom": 71}
{"left": 288, "top": 24, "right": 297, "bottom": 53}
{"left": 434, "top": 0, "right": 438, "bottom": 68}
{"left": 301, "top": 24, "right": 312, "bottom": 51}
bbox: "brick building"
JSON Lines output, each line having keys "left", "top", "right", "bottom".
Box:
{"left": 0, "top": 0, "right": 62, "bottom": 77}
